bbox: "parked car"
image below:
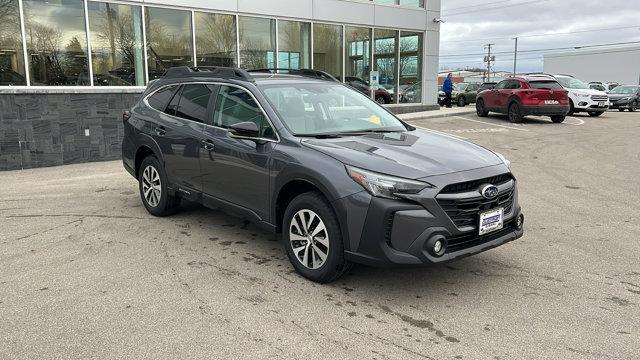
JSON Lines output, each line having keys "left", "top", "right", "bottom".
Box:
{"left": 607, "top": 85, "right": 640, "bottom": 112}
{"left": 122, "top": 66, "right": 524, "bottom": 283}
{"left": 589, "top": 81, "right": 619, "bottom": 93}
{"left": 453, "top": 82, "right": 481, "bottom": 107}
{"left": 399, "top": 83, "right": 421, "bottom": 103}
{"left": 553, "top": 75, "right": 609, "bottom": 117}
{"left": 345, "top": 76, "right": 392, "bottom": 104}
{"left": 478, "top": 82, "right": 497, "bottom": 92}
{"left": 438, "top": 85, "right": 445, "bottom": 104}
{"left": 475, "top": 74, "right": 569, "bottom": 123}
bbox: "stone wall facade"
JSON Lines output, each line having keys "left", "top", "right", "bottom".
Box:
{"left": 0, "top": 92, "right": 141, "bottom": 171}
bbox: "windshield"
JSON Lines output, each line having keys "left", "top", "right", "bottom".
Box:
{"left": 555, "top": 76, "right": 589, "bottom": 89}
{"left": 455, "top": 83, "right": 467, "bottom": 91}
{"left": 259, "top": 82, "right": 407, "bottom": 136}
{"left": 609, "top": 86, "right": 639, "bottom": 94}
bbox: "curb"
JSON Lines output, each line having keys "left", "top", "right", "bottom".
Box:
{"left": 397, "top": 109, "right": 476, "bottom": 121}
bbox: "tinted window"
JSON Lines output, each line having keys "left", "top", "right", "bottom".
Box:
{"left": 148, "top": 85, "right": 178, "bottom": 111}
{"left": 495, "top": 81, "right": 509, "bottom": 90}
{"left": 164, "top": 86, "right": 182, "bottom": 116}
{"left": 213, "top": 86, "right": 275, "bottom": 139}
{"left": 175, "top": 84, "right": 214, "bottom": 123}
{"left": 529, "top": 81, "right": 563, "bottom": 90}
{"left": 507, "top": 81, "right": 521, "bottom": 89}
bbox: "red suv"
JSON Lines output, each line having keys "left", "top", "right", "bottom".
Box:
{"left": 476, "top": 75, "right": 570, "bottom": 123}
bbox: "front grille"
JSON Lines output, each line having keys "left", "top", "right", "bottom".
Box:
{"left": 440, "top": 173, "right": 513, "bottom": 194}
{"left": 445, "top": 219, "right": 517, "bottom": 253}
{"left": 437, "top": 188, "right": 515, "bottom": 228}
{"left": 591, "top": 95, "right": 608, "bottom": 101}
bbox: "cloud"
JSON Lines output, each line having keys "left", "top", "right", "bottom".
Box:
{"left": 439, "top": 0, "right": 640, "bottom": 72}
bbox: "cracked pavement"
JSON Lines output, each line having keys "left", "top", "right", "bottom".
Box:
{"left": 1, "top": 110, "right": 639, "bottom": 359}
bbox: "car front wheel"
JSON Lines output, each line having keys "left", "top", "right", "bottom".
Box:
{"left": 375, "top": 95, "right": 387, "bottom": 104}
{"left": 476, "top": 98, "right": 489, "bottom": 117}
{"left": 138, "top": 156, "right": 180, "bottom": 216}
{"left": 629, "top": 101, "right": 637, "bottom": 112}
{"left": 508, "top": 102, "right": 524, "bottom": 123}
{"left": 283, "top": 192, "right": 351, "bottom": 283}
{"left": 457, "top": 97, "right": 466, "bottom": 107}
{"left": 551, "top": 115, "right": 566, "bottom": 123}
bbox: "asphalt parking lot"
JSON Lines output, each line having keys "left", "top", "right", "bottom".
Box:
{"left": 1, "top": 110, "right": 639, "bottom": 359}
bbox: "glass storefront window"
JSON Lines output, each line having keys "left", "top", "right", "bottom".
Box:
{"left": 277, "top": 20, "right": 310, "bottom": 70}
{"left": 145, "top": 7, "right": 192, "bottom": 81}
{"left": 399, "top": 31, "right": 422, "bottom": 103}
{"left": 399, "top": 0, "right": 424, "bottom": 7}
{"left": 23, "top": 0, "right": 89, "bottom": 86}
{"left": 0, "top": 0, "right": 26, "bottom": 85}
{"left": 345, "top": 26, "right": 372, "bottom": 97}
{"left": 373, "top": 0, "right": 397, "bottom": 4}
{"left": 238, "top": 16, "right": 275, "bottom": 70}
{"left": 374, "top": 29, "right": 398, "bottom": 103}
{"left": 195, "top": 12, "right": 237, "bottom": 67}
{"left": 88, "top": 2, "right": 144, "bottom": 86}
{"left": 313, "top": 23, "right": 342, "bottom": 80}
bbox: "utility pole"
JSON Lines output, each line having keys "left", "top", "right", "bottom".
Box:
{"left": 484, "top": 44, "right": 495, "bottom": 82}
{"left": 513, "top": 37, "right": 518, "bottom": 76}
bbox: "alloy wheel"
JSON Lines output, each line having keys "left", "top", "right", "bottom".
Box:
{"left": 142, "top": 165, "right": 162, "bottom": 207}
{"left": 289, "top": 209, "right": 329, "bottom": 270}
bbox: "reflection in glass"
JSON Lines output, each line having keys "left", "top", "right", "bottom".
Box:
{"left": 313, "top": 23, "right": 342, "bottom": 79}
{"left": 88, "top": 2, "right": 144, "bottom": 86}
{"left": 374, "top": 29, "right": 397, "bottom": 103}
{"left": 195, "top": 12, "right": 236, "bottom": 67}
{"left": 24, "top": 0, "right": 89, "bottom": 86}
{"left": 373, "top": 0, "right": 397, "bottom": 4}
{"left": 238, "top": 16, "right": 275, "bottom": 70}
{"left": 0, "top": 0, "right": 26, "bottom": 85}
{"left": 145, "top": 7, "right": 192, "bottom": 81}
{"left": 399, "top": 0, "right": 424, "bottom": 7}
{"left": 345, "top": 26, "right": 371, "bottom": 97}
{"left": 399, "top": 31, "right": 422, "bottom": 103}
{"left": 278, "top": 20, "right": 310, "bottom": 70}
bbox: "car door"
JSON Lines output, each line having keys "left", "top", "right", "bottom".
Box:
{"left": 496, "top": 80, "right": 519, "bottom": 111}
{"left": 200, "top": 84, "right": 278, "bottom": 221}
{"left": 466, "top": 83, "right": 479, "bottom": 103}
{"left": 486, "top": 80, "right": 508, "bottom": 110}
{"left": 146, "top": 84, "right": 204, "bottom": 192}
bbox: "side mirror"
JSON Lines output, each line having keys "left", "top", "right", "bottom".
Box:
{"left": 229, "top": 121, "right": 260, "bottom": 138}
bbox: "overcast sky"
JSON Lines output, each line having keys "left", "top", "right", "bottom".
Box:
{"left": 439, "top": 0, "right": 640, "bottom": 73}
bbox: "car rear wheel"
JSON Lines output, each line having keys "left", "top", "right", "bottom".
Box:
{"left": 375, "top": 95, "right": 387, "bottom": 104}
{"left": 551, "top": 115, "right": 566, "bottom": 123}
{"left": 508, "top": 102, "right": 524, "bottom": 123}
{"left": 282, "top": 192, "right": 351, "bottom": 283}
{"left": 457, "top": 97, "right": 466, "bottom": 107}
{"left": 476, "top": 98, "right": 489, "bottom": 117}
{"left": 629, "top": 101, "right": 637, "bottom": 112}
{"left": 567, "top": 100, "right": 575, "bottom": 116}
{"left": 138, "top": 156, "right": 180, "bottom": 217}
{"left": 588, "top": 111, "right": 604, "bottom": 117}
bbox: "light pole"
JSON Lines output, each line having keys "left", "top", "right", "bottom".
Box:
{"left": 513, "top": 37, "right": 518, "bottom": 75}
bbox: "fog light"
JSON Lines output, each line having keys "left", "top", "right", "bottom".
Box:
{"left": 427, "top": 235, "right": 447, "bottom": 257}
{"left": 516, "top": 214, "right": 524, "bottom": 230}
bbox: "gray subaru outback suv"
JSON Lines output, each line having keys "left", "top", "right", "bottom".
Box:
{"left": 122, "top": 66, "right": 524, "bottom": 283}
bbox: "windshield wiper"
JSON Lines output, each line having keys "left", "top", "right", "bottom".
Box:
{"left": 297, "top": 133, "right": 344, "bottom": 139}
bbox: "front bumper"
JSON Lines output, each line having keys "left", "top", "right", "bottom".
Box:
{"left": 521, "top": 104, "right": 569, "bottom": 116}
{"left": 609, "top": 99, "right": 632, "bottom": 109}
{"left": 574, "top": 98, "right": 609, "bottom": 111}
{"left": 335, "top": 166, "right": 524, "bottom": 266}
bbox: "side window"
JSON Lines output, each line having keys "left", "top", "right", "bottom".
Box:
{"left": 506, "top": 80, "right": 521, "bottom": 90}
{"left": 495, "top": 81, "right": 508, "bottom": 90}
{"left": 212, "top": 86, "right": 276, "bottom": 139}
{"left": 175, "top": 84, "right": 214, "bottom": 123}
{"left": 165, "top": 86, "right": 182, "bottom": 116}
{"left": 147, "top": 85, "right": 178, "bottom": 111}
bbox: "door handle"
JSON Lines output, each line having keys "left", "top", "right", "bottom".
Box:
{"left": 201, "top": 139, "right": 215, "bottom": 151}
{"left": 154, "top": 126, "right": 166, "bottom": 136}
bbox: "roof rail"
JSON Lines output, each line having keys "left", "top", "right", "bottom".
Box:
{"left": 162, "top": 66, "right": 254, "bottom": 82}
{"left": 249, "top": 68, "right": 340, "bottom": 82}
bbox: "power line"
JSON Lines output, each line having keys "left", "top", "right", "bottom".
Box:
{"left": 440, "top": 40, "right": 640, "bottom": 58}
{"left": 441, "top": 0, "right": 549, "bottom": 17}
{"left": 441, "top": 25, "right": 640, "bottom": 43}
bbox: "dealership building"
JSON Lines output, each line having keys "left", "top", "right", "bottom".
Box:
{"left": 0, "top": 0, "right": 441, "bottom": 170}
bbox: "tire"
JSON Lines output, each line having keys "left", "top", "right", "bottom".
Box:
{"left": 618, "top": 108, "right": 625, "bottom": 112}
{"left": 588, "top": 111, "right": 604, "bottom": 117}
{"left": 567, "top": 100, "right": 575, "bottom": 116}
{"left": 282, "top": 192, "right": 351, "bottom": 283}
{"left": 629, "top": 101, "right": 637, "bottom": 112}
{"left": 138, "top": 155, "right": 180, "bottom": 217}
{"left": 508, "top": 102, "right": 524, "bottom": 123}
{"left": 476, "top": 98, "right": 489, "bottom": 117}
{"left": 375, "top": 95, "right": 387, "bottom": 104}
{"left": 457, "top": 97, "right": 466, "bottom": 107}
{"left": 551, "top": 115, "right": 566, "bottom": 123}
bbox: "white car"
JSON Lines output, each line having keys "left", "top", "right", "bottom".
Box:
{"left": 553, "top": 75, "right": 609, "bottom": 117}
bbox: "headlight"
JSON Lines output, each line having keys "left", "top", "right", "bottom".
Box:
{"left": 495, "top": 152, "right": 511, "bottom": 169}
{"left": 621, "top": 97, "right": 631, "bottom": 101}
{"left": 346, "top": 166, "right": 434, "bottom": 199}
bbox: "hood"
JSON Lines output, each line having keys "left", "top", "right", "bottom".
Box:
{"left": 568, "top": 88, "right": 607, "bottom": 96}
{"left": 608, "top": 93, "right": 634, "bottom": 100}
{"left": 301, "top": 130, "right": 503, "bottom": 179}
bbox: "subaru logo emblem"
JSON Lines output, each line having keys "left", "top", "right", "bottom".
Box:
{"left": 481, "top": 185, "right": 499, "bottom": 200}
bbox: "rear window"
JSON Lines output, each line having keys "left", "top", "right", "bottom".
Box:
{"left": 528, "top": 81, "right": 563, "bottom": 90}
